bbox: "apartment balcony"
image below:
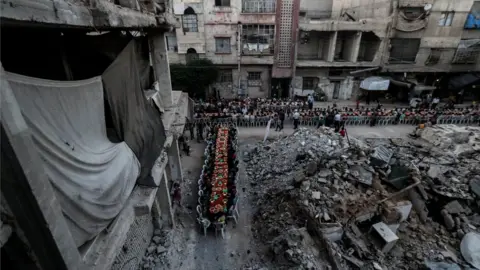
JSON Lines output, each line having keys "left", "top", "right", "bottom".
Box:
{"left": 299, "top": 18, "right": 390, "bottom": 37}
{"left": 0, "top": 0, "right": 175, "bottom": 30}
{"left": 398, "top": 0, "right": 434, "bottom": 8}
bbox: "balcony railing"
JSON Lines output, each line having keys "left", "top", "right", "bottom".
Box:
{"left": 242, "top": 0, "right": 276, "bottom": 13}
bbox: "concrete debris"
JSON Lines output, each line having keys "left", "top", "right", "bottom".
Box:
{"left": 246, "top": 127, "right": 480, "bottom": 270}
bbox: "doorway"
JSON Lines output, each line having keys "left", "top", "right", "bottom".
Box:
{"left": 271, "top": 78, "right": 291, "bottom": 98}
{"left": 332, "top": 81, "right": 340, "bottom": 99}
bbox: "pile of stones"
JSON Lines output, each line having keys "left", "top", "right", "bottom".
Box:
{"left": 245, "top": 127, "right": 480, "bottom": 270}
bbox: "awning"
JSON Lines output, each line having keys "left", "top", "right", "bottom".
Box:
{"left": 412, "top": 84, "right": 436, "bottom": 94}
{"left": 448, "top": 73, "right": 480, "bottom": 90}
{"left": 360, "top": 76, "right": 390, "bottom": 91}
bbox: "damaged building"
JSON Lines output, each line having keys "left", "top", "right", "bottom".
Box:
{"left": 167, "top": 0, "right": 480, "bottom": 100}
{"left": 244, "top": 126, "right": 480, "bottom": 270}
{"left": 1, "top": 0, "right": 192, "bottom": 269}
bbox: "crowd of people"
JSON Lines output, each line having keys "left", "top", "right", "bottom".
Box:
{"left": 193, "top": 97, "right": 480, "bottom": 127}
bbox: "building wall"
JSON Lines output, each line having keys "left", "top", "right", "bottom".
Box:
{"left": 293, "top": 68, "right": 356, "bottom": 100}
{"left": 385, "top": 0, "right": 480, "bottom": 72}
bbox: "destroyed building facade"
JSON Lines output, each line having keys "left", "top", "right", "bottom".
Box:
{"left": 1, "top": 0, "right": 191, "bottom": 269}
{"left": 167, "top": 0, "right": 480, "bottom": 100}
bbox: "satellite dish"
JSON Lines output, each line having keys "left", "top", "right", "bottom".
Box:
{"left": 424, "top": 4, "right": 432, "bottom": 11}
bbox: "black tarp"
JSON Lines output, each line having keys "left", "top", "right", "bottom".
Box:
{"left": 448, "top": 73, "right": 480, "bottom": 90}
{"left": 102, "top": 39, "right": 166, "bottom": 186}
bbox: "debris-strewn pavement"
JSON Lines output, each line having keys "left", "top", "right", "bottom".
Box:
{"left": 243, "top": 126, "right": 480, "bottom": 270}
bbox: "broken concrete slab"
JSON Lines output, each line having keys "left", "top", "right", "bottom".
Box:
{"left": 370, "top": 222, "right": 399, "bottom": 254}
{"left": 370, "top": 145, "right": 393, "bottom": 168}
{"left": 444, "top": 200, "right": 465, "bottom": 215}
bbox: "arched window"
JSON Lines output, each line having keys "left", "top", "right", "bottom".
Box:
{"left": 182, "top": 7, "right": 198, "bottom": 32}
{"left": 186, "top": 48, "right": 199, "bottom": 63}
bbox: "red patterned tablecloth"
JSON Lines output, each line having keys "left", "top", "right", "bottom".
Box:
{"left": 209, "top": 128, "right": 230, "bottom": 215}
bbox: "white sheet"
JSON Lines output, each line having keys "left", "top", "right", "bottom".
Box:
{"left": 6, "top": 72, "right": 140, "bottom": 247}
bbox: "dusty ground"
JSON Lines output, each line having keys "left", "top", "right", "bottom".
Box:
{"left": 152, "top": 125, "right": 415, "bottom": 270}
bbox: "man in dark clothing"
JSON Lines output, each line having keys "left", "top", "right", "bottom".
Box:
{"left": 197, "top": 122, "right": 204, "bottom": 142}
{"left": 278, "top": 110, "right": 285, "bottom": 131}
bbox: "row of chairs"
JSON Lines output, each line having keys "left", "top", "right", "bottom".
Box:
{"left": 193, "top": 115, "right": 480, "bottom": 127}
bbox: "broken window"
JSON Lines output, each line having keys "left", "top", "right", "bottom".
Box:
{"left": 182, "top": 7, "right": 198, "bottom": 32}
{"left": 452, "top": 39, "right": 480, "bottom": 64}
{"left": 166, "top": 35, "right": 178, "bottom": 52}
{"left": 425, "top": 49, "right": 442, "bottom": 65}
{"left": 247, "top": 71, "right": 262, "bottom": 86}
{"left": 389, "top": 38, "right": 420, "bottom": 63}
{"left": 334, "top": 31, "right": 357, "bottom": 62}
{"left": 242, "top": 0, "right": 276, "bottom": 13}
{"left": 215, "top": 37, "right": 231, "bottom": 53}
{"left": 215, "top": 0, "right": 230, "bottom": 7}
{"left": 438, "top": 12, "right": 454, "bottom": 26}
{"left": 242, "top": 25, "right": 275, "bottom": 55}
{"left": 218, "top": 70, "right": 233, "bottom": 83}
{"left": 358, "top": 32, "right": 380, "bottom": 62}
{"left": 302, "top": 77, "right": 317, "bottom": 90}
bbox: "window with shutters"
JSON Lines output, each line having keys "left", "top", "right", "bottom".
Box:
{"left": 242, "top": 0, "right": 276, "bottom": 13}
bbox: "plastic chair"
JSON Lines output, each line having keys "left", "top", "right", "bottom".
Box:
{"left": 196, "top": 205, "right": 203, "bottom": 217}
{"left": 213, "top": 221, "right": 226, "bottom": 239}
{"left": 227, "top": 203, "right": 239, "bottom": 225}
{"left": 197, "top": 218, "right": 211, "bottom": 236}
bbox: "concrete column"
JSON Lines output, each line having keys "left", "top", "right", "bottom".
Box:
{"left": 350, "top": 32, "right": 362, "bottom": 63}
{"left": 154, "top": 172, "right": 175, "bottom": 227}
{"left": 167, "top": 139, "right": 183, "bottom": 183}
{"left": 149, "top": 31, "right": 173, "bottom": 108}
{"left": 326, "top": 32, "right": 337, "bottom": 62}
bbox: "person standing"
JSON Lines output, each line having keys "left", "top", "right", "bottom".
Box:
{"left": 334, "top": 111, "right": 341, "bottom": 132}
{"left": 307, "top": 94, "right": 314, "bottom": 110}
{"left": 278, "top": 110, "right": 285, "bottom": 131}
{"left": 431, "top": 97, "right": 440, "bottom": 109}
{"left": 293, "top": 109, "right": 300, "bottom": 129}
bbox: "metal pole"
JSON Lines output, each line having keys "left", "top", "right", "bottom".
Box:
{"left": 237, "top": 22, "right": 242, "bottom": 97}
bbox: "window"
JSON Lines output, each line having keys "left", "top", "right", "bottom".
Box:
{"left": 242, "top": 24, "right": 275, "bottom": 55}
{"left": 182, "top": 7, "right": 198, "bottom": 32}
{"left": 166, "top": 36, "right": 178, "bottom": 52}
{"left": 452, "top": 39, "right": 480, "bottom": 64}
{"left": 389, "top": 38, "right": 421, "bottom": 63}
{"left": 215, "top": 0, "right": 230, "bottom": 7}
{"left": 218, "top": 70, "right": 233, "bottom": 83}
{"left": 242, "top": 0, "right": 276, "bottom": 13}
{"left": 215, "top": 37, "right": 231, "bottom": 53}
{"left": 302, "top": 77, "right": 316, "bottom": 90}
{"left": 247, "top": 72, "right": 262, "bottom": 86}
{"left": 439, "top": 12, "right": 454, "bottom": 26}
{"left": 425, "top": 49, "right": 442, "bottom": 65}
{"left": 186, "top": 48, "right": 199, "bottom": 63}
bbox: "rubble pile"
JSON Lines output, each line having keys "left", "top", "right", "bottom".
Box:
{"left": 141, "top": 229, "right": 171, "bottom": 269}
{"left": 246, "top": 127, "right": 480, "bottom": 270}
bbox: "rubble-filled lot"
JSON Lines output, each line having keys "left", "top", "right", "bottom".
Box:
{"left": 244, "top": 125, "right": 480, "bottom": 270}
